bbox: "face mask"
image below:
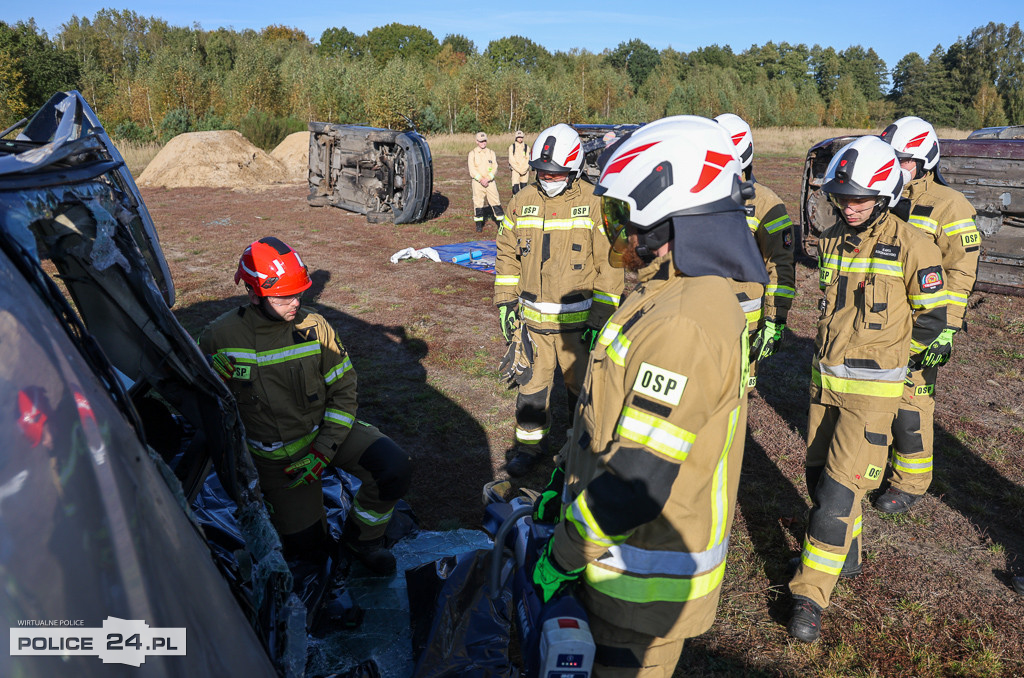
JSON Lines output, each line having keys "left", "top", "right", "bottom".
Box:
{"left": 539, "top": 178, "right": 568, "bottom": 197}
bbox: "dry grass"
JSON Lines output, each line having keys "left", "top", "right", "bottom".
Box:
{"left": 112, "top": 140, "right": 163, "bottom": 177}
{"left": 426, "top": 127, "right": 973, "bottom": 158}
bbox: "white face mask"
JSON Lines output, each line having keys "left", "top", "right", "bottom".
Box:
{"left": 539, "top": 178, "right": 568, "bottom": 197}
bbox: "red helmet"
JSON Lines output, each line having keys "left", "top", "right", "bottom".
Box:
{"left": 234, "top": 237, "right": 312, "bottom": 297}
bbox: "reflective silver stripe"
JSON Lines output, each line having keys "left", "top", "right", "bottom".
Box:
{"left": 739, "top": 297, "right": 762, "bottom": 313}
{"left": 520, "top": 297, "right": 592, "bottom": 314}
{"left": 596, "top": 539, "right": 729, "bottom": 576}
{"left": 817, "top": 361, "right": 906, "bottom": 383}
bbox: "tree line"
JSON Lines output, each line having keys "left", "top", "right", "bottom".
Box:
{"left": 1, "top": 12, "right": 1022, "bottom": 149}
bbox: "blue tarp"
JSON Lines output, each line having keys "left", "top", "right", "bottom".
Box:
{"left": 430, "top": 240, "right": 496, "bottom": 274}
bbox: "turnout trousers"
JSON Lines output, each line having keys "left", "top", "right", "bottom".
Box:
{"left": 472, "top": 181, "right": 504, "bottom": 225}
{"left": 888, "top": 366, "right": 937, "bottom": 495}
{"left": 790, "top": 402, "right": 894, "bottom": 608}
{"left": 588, "top": 615, "right": 686, "bottom": 678}
{"left": 253, "top": 421, "right": 411, "bottom": 540}
{"left": 514, "top": 329, "right": 587, "bottom": 456}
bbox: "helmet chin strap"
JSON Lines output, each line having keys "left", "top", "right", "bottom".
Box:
{"left": 635, "top": 220, "right": 673, "bottom": 263}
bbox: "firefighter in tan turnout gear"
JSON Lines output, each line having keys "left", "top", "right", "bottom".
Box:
{"left": 508, "top": 129, "right": 530, "bottom": 195}
{"left": 495, "top": 123, "right": 624, "bottom": 477}
{"left": 715, "top": 113, "right": 796, "bottom": 387}
{"left": 529, "top": 117, "right": 768, "bottom": 677}
{"left": 874, "top": 116, "right": 981, "bottom": 515}
{"left": 787, "top": 137, "right": 948, "bottom": 643}
{"left": 199, "top": 237, "right": 412, "bottom": 575}
{"left": 468, "top": 131, "right": 505, "bottom": 232}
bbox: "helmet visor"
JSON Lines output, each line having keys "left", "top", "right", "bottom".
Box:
{"left": 601, "top": 196, "right": 631, "bottom": 268}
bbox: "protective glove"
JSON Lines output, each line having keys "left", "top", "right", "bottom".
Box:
{"left": 532, "top": 539, "right": 584, "bottom": 604}
{"left": 498, "top": 302, "right": 518, "bottom": 343}
{"left": 580, "top": 328, "right": 599, "bottom": 352}
{"left": 920, "top": 328, "right": 956, "bottom": 368}
{"left": 209, "top": 353, "right": 236, "bottom": 382}
{"left": 533, "top": 466, "right": 566, "bottom": 523}
{"left": 284, "top": 447, "right": 331, "bottom": 489}
{"left": 498, "top": 326, "right": 535, "bottom": 386}
{"left": 752, "top": 318, "right": 786, "bottom": 361}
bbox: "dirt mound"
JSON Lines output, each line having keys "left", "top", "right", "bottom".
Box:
{"left": 270, "top": 131, "right": 310, "bottom": 183}
{"left": 137, "top": 130, "right": 287, "bottom": 190}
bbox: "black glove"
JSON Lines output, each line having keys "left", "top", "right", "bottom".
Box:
{"left": 498, "top": 302, "right": 518, "bottom": 343}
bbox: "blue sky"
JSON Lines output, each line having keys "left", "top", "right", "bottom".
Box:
{"left": 10, "top": 1, "right": 1021, "bottom": 76}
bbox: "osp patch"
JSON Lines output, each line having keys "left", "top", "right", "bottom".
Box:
{"left": 632, "top": 362, "right": 686, "bottom": 406}
{"left": 918, "top": 265, "right": 944, "bottom": 292}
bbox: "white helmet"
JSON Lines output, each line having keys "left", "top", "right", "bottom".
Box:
{"left": 594, "top": 116, "right": 768, "bottom": 283}
{"left": 714, "top": 113, "right": 753, "bottom": 171}
{"left": 880, "top": 116, "right": 940, "bottom": 171}
{"left": 822, "top": 136, "right": 905, "bottom": 207}
{"left": 530, "top": 123, "right": 584, "bottom": 174}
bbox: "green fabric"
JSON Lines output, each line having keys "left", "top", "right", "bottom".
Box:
{"left": 532, "top": 539, "right": 584, "bottom": 603}
{"left": 580, "top": 327, "right": 599, "bottom": 352}
{"left": 754, "top": 319, "right": 786, "bottom": 360}
{"left": 921, "top": 327, "right": 955, "bottom": 368}
{"left": 498, "top": 302, "right": 518, "bottom": 343}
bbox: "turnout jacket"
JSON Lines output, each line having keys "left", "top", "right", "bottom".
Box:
{"left": 746, "top": 182, "right": 796, "bottom": 321}
{"left": 494, "top": 181, "right": 624, "bottom": 331}
{"left": 813, "top": 212, "right": 947, "bottom": 412}
{"left": 468, "top": 146, "right": 498, "bottom": 183}
{"left": 508, "top": 140, "right": 530, "bottom": 176}
{"left": 901, "top": 172, "right": 979, "bottom": 330}
{"left": 199, "top": 305, "right": 357, "bottom": 460}
{"left": 551, "top": 253, "right": 749, "bottom": 639}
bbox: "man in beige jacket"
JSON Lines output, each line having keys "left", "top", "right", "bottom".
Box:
{"left": 508, "top": 130, "right": 530, "bottom": 195}
{"left": 468, "top": 131, "right": 504, "bottom": 232}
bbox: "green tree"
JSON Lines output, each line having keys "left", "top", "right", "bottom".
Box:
{"left": 0, "top": 20, "right": 79, "bottom": 112}
{"left": 484, "top": 35, "right": 550, "bottom": 73}
{"left": 0, "top": 49, "right": 28, "bottom": 126}
{"left": 362, "top": 23, "right": 439, "bottom": 64}
{"left": 606, "top": 38, "right": 661, "bottom": 92}
{"left": 441, "top": 33, "right": 475, "bottom": 56}
{"left": 838, "top": 45, "right": 887, "bottom": 100}
{"left": 318, "top": 27, "right": 360, "bottom": 57}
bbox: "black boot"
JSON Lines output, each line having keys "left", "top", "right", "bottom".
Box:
{"left": 874, "top": 487, "right": 923, "bottom": 514}
{"left": 342, "top": 521, "right": 396, "bottom": 576}
{"left": 506, "top": 449, "right": 541, "bottom": 478}
{"left": 474, "top": 207, "right": 486, "bottom": 232}
{"left": 787, "top": 596, "right": 823, "bottom": 643}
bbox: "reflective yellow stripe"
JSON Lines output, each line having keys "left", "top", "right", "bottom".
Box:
{"left": 585, "top": 559, "right": 726, "bottom": 603}
{"left": 605, "top": 330, "right": 631, "bottom": 366}
{"left": 909, "top": 216, "right": 938, "bottom": 235}
{"left": 520, "top": 307, "right": 589, "bottom": 324}
{"left": 224, "top": 341, "right": 320, "bottom": 366}
{"left": 593, "top": 290, "right": 621, "bottom": 306}
{"left": 542, "top": 218, "right": 595, "bottom": 231}
{"left": 800, "top": 539, "right": 845, "bottom": 576}
{"left": 708, "top": 406, "right": 739, "bottom": 550}
{"left": 852, "top": 514, "right": 863, "bottom": 538}
{"left": 820, "top": 253, "right": 904, "bottom": 277}
{"left": 324, "top": 408, "right": 354, "bottom": 428}
{"left": 893, "top": 452, "right": 932, "bottom": 474}
{"left": 567, "top": 493, "right": 626, "bottom": 548}
{"left": 812, "top": 366, "right": 904, "bottom": 398}
{"left": 763, "top": 215, "right": 793, "bottom": 234}
{"left": 351, "top": 499, "right": 393, "bottom": 526}
{"left": 324, "top": 357, "right": 353, "bottom": 385}
{"left": 495, "top": 275, "right": 519, "bottom": 286}
{"left": 515, "top": 217, "right": 545, "bottom": 230}
{"left": 766, "top": 284, "right": 796, "bottom": 298}
{"left": 515, "top": 426, "right": 548, "bottom": 443}
{"left": 246, "top": 429, "right": 318, "bottom": 461}
{"left": 946, "top": 290, "right": 968, "bottom": 307}
{"left": 746, "top": 216, "right": 759, "bottom": 232}
{"left": 616, "top": 407, "right": 695, "bottom": 461}
{"left": 597, "top": 322, "right": 622, "bottom": 347}
{"left": 908, "top": 291, "right": 948, "bottom": 310}
{"left": 942, "top": 218, "right": 976, "bottom": 237}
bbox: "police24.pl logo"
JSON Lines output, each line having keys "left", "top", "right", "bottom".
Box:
{"left": 11, "top": 617, "right": 185, "bottom": 667}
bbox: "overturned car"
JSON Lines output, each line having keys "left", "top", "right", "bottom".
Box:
{"left": 307, "top": 123, "right": 433, "bottom": 224}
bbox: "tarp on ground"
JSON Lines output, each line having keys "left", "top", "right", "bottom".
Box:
{"left": 429, "top": 240, "right": 496, "bottom": 274}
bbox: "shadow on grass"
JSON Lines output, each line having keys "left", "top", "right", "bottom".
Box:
{"left": 173, "top": 268, "right": 493, "bottom": 531}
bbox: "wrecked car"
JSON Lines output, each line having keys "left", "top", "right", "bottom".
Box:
{"left": 571, "top": 123, "right": 642, "bottom": 185}
{"left": 0, "top": 91, "right": 312, "bottom": 676}
{"left": 801, "top": 131, "right": 1024, "bottom": 294}
{"left": 307, "top": 123, "right": 433, "bottom": 224}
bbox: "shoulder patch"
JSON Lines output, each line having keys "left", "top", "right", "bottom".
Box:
{"left": 873, "top": 243, "right": 901, "bottom": 261}
{"left": 911, "top": 204, "right": 934, "bottom": 218}
{"left": 918, "top": 265, "right": 944, "bottom": 292}
{"left": 961, "top": 231, "right": 981, "bottom": 247}
{"left": 782, "top": 228, "right": 793, "bottom": 249}
{"left": 521, "top": 205, "right": 540, "bottom": 217}
{"left": 632, "top": 362, "right": 687, "bottom": 406}
{"left": 233, "top": 364, "right": 252, "bottom": 380}
{"left": 571, "top": 205, "right": 590, "bottom": 217}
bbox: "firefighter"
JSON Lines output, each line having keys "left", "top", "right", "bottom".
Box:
{"left": 494, "top": 123, "right": 624, "bottom": 477}
{"left": 531, "top": 116, "right": 768, "bottom": 677}
{"left": 508, "top": 129, "right": 530, "bottom": 195}
{"left": 715, "top": 113, "right": 797, "bottom": 388}
{"left": 875, "top": 116, "right": 981, "bottom": 514}
{"left": 199, "top": 237, "right": 412, "bottom": 575}
{"left": 787, "top": 137, "right": 948, "bottom": 643}
{"left": 468, "top": 131, "right": 505, "bottom": 232}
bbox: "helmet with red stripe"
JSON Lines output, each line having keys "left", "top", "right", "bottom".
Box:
{"left": 529, "top": 123, "right": 584, "bottom": 174}
{"left": 235, "top": 237, "right": 312, "bottom": 297}
{"left": 593, "top": 116, "right": 768, "bottom": 284}
{"left": 880, "top": 116, "right": 940, "bottom": 172}
{"left": 822, "top": 136, "right": 905, "bottom": 207}
{"left": 714, "top": 113, "right": 754, "bottom": 171}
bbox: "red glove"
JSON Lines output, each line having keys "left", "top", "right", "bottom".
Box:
{"left": 284, "top": 447, "right": 331, "bottom": 489}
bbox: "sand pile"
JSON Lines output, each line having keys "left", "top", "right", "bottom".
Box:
{"left": 270, "top": 131, "right": 310, "bottom": 183}
{"left": 137, "top": 130, "right": 288, "bottom": 190}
